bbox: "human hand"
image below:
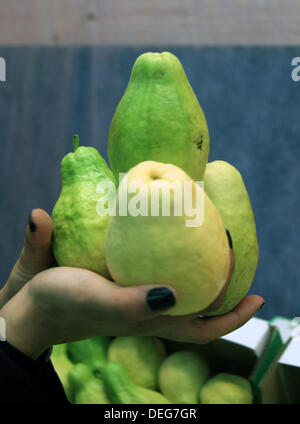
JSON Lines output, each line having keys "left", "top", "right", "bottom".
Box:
{"left": 0, "top": 263, "right": 264, "bottom": 361}
{"left": 0, "top": 209, "right": 264, "bottom": 360}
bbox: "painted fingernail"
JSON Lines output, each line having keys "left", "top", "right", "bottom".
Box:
{"left": 257, "top": 302, "right": 265, "bottom": 312}
{"left": 146, "top": 287, "right": 176, "bottom": 311}
{"left": 226, "top": 229, "right": 233, "bottom": 249}
{"left": 28, "top": 211, "right": 37, "bottom": 232}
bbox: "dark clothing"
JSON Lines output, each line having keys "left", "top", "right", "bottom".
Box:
{"left": 0, "top": 341, "right": 69, "bottom": 404}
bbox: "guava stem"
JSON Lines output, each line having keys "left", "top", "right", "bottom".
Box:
{"left": 73, "top": 134, "right": 80, "bottom": 152}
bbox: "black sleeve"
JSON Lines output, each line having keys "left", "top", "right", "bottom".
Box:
{"left": 0, "top": 341, "right": 70, "bottom": 404}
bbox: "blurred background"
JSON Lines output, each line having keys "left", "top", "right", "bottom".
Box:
{"left": 0, "top": 1, "right": 299, "bottom": 320}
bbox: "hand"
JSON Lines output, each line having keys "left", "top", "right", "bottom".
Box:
{"left": 0, "top": 265, "right": 264, "bottom": 360}
{"left": 0, "top": 209, "right": 265, "bottom": 360}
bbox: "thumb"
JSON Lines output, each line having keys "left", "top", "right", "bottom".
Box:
{"left": 4, "top": 209, "right": 55, "bottom": 301}
{"left": 21, "top": 208, "right": 55, "bottom": 274}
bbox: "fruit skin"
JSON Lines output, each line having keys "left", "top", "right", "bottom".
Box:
{"left": 67, "top": 363, "right": 110, "bottom": 404}
{"left": 52, "top": 136, "right": 116, "bottom": 278}
{"left": 200, "top": 373, "right": 253, "bottom": 404}
{"left": 105, "top": 161, "right": 231, "bottom": 316}
{"left": 108, "top": 51, "right": 209, "bottom": 182}
{"left": 67, "top": 336, "right": 111, "bottom": 374}
{"left": 108, "top": 336, "right": 166, "bottom": 390}
{"left": 158, "top": 350, "right": 210, "bottom": 404}
{"left": 50, "top": 344, "right": 74, "bottom": 401}
{"left": 203, "top": 161, "right": 258, "bottom": 315}
{"left": 101, "top": 362, "right": 171, "bottom": 404}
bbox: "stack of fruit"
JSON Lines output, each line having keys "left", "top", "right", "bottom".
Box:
{"left": 51, "top": 335, "right": 253, "bottom": 404}
{"left": 52, "top": 51, "right": 258, "bottom": 317}
{"left": 51, "top": 52, "right": 259, "bottom": 402}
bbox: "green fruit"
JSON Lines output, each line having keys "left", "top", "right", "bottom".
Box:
{"left": 67, "top": 364, "right": 110, "bottom": 404}
{"left": 200, "top": 373, "right": 253, "bottom": 404}
{"left": 52, "top": 135, "right": 116, "bottom": 278}
{"left": 204, "top": 161, "right": 259, "bottom": 315}
{"left": 105, "top": 161, "right": 231, "bottom": 315}
{"left": 50, "top": 344, "right": 74, "bottom": 401}
{"left": 67, "top": 336, "right": 111, "bottom": 374}
{"left": 108, "top": 51, "right": 209, "bottom": 182}
{"left": 158, "top": 351, "right": 210, "bottom": 404}
{"left": 108, "top": 336, "right": 166, "bottom": 390}
{"left": 102, "top": 362, "right": 171, "bottom": 404}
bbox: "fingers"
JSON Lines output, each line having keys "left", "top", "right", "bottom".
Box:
{"left": 84, "top": 278, "right": 178, "bottom": 324}
{"left": 156, "top": 295, "right": 265, "bottom": 344}
{"left": 26, "top": 266, "right": 194, "bottom": 342}
{"left": 3, "top": 209, "right": 55, "bottom": 303}
{"left": 24, "top": 263, "right": 265, "bottom": 346}
{"left": 112, "top": 285, "right": 176, "bottom": 321}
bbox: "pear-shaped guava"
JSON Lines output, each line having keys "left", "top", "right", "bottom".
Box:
{"left": 204, "top": 161, "right": 258, "bottom": 315}
{"left": 105, "top": 161, "right": 231, "bottom": 315}
{"left": 108, "top": 52, "right": 209, "bottom": 182}
{"left": 67, "top": 363, "right": 110, "bottom": 404}
{"left": 52, "top": 135, "right": 116, "bottom": 278}
{"left": 200, "top": 373, "right": 253, "bottom": 404}
{"left": 102, "top": 362, "right": 171, "bottom": 404}
{"left": 108, "top": 336, "right": 166, "bottom": 390}
{"left": 67, "top": 336, "right": 111, "bottom": 374}
{"left": 50, "top": 344, "right": 74, "bottom": 401}
{"left": 159, "top": 350, "right": 210, "bottom": 403}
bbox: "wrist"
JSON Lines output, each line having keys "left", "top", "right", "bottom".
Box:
{"left": 0, "top": 285, "right": 51, "bottom": 360}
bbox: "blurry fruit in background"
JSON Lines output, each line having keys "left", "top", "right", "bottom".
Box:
{"left": 67, "top": 336, "right": 111, "bottom": 375}
{"left": 200, "top": 372, "right": 253, "bottom": 404}
{"left": 50, "top": 344, "right": 74, "bottom": 401}
{"left": 67, "top": 363, "right": 110, "bottom": 404}
{"left": 108, "top": 336, "right": 166, "bottom": 389}
{"left": 159, "top": 350, "right": 210, "bottom": 403}
{"left": 102, "top": 361, "right": 172, "bottom": 404}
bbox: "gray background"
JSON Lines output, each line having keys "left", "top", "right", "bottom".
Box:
{"left": 0, "top": 46, "right": 299, "bottom": 320}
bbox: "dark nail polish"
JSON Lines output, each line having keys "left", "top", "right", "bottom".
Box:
{"left": 226, "top": 229, "right": 233, "bottom": 249}
{"left": 257, "top": 302, "right": 265, "bottom": 312}
{"left": 146, "top": 287, "right": 176, "bottom": 311}
{"left": 28, "top": 211, "right": 37, "bottom": 232}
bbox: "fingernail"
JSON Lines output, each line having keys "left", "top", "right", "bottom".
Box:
{"left": 257, "top": 302, "right": 265, "bottom": 312}
{"left": 28, "top": 211, "right": 37, "bottom": 232}
{"left": 226, "top": 229, "right": 233, "bottom": 249}
{"left": 146, "top": 287, "right": 176, "bottom": 311}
